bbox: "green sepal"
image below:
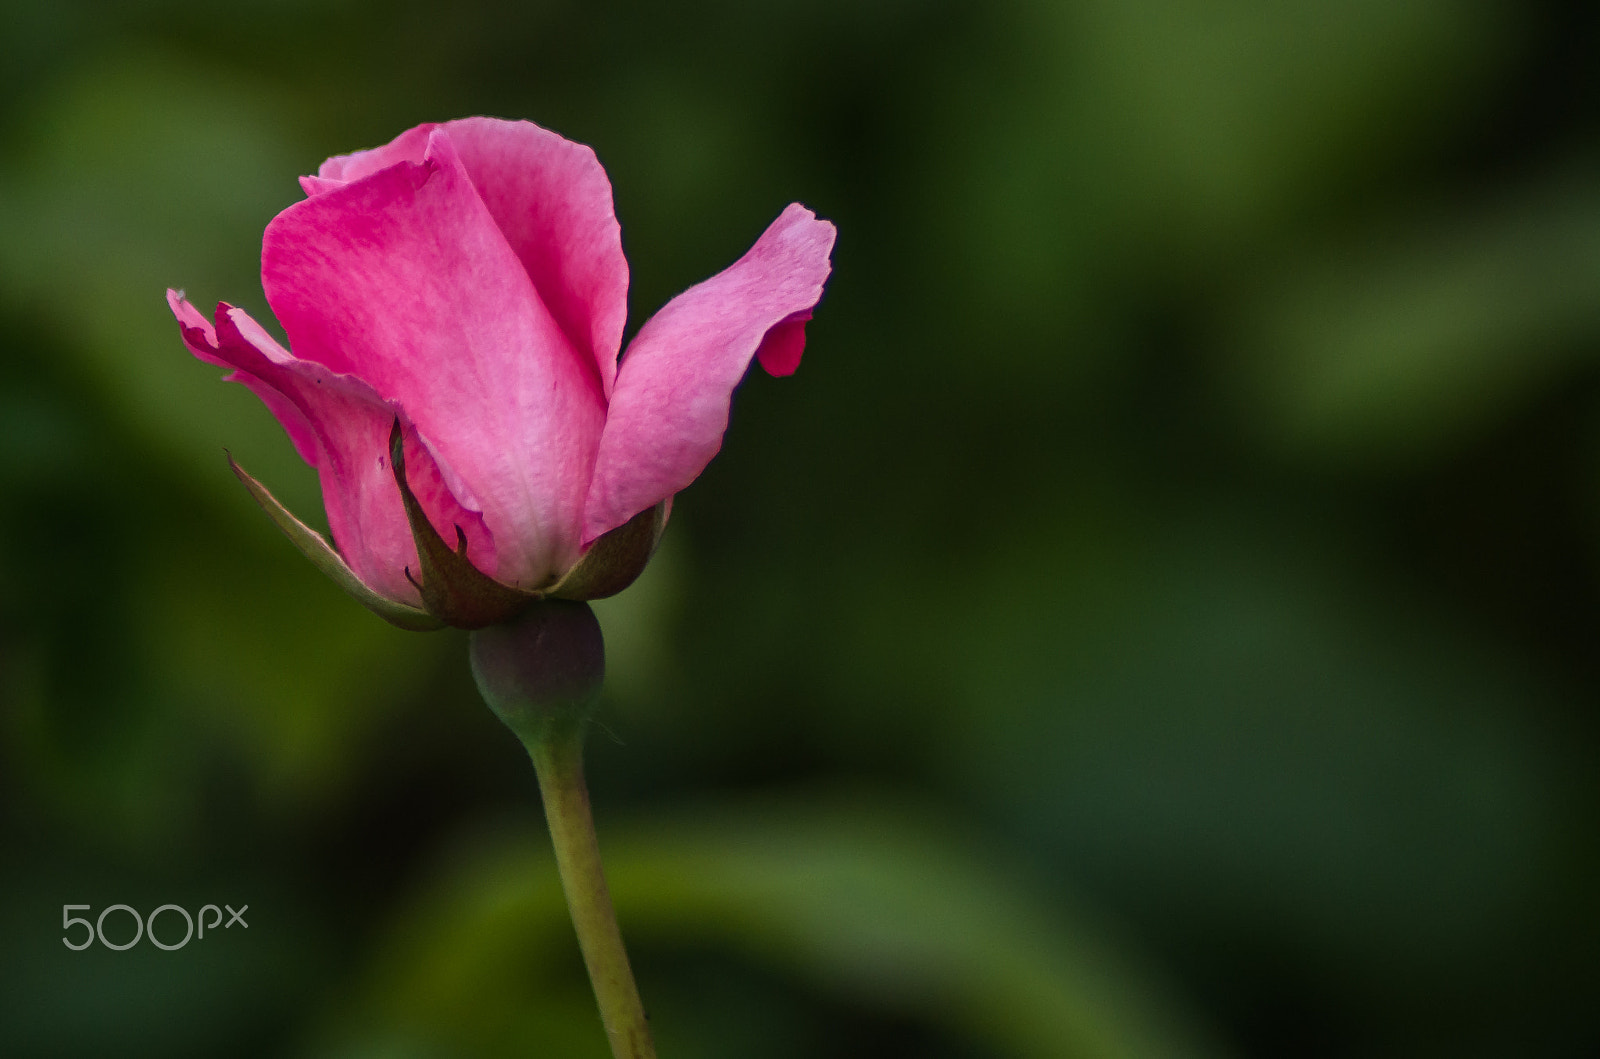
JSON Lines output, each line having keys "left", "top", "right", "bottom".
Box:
{"left": 388, "top": 420, "right": 538, "bottom": 629}
{"left": 546, "top": 500, "right": 668, "bottom": 601}
{"left": 227, "top": 453, "right": 445, "bottom": 632}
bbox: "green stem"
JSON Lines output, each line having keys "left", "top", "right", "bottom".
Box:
{"left": 524, "top": 719, "right": 656, "bottom": 1059}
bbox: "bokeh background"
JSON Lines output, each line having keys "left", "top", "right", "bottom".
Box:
{"left": 3, "top": 0, "right": 1599, "bottom": 1055}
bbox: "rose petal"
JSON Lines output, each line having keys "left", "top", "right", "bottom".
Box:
{"left": 582, "top": 203, "right": 835, "bottom": 541}
{"left": 298, "top": 175, "right": 346, "bottom": 197}
{"left": 260, "top": 128, "right": 605, "bottom": 588}
{"left": 168, "top": 290, "right": 495, "bottom": 605}
{"left": 754, "top": 309, "right": 812, "bottom": 377}
{"left": 313, "top": 123, "right": 436, "bottom": 186}
{"left": 304, "top": 119, "right": 628, "bottom": 398}
{"left": 443, "top": 117, "right": 629, "bottom": 399}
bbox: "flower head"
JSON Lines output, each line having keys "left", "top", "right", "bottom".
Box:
{"left": 171, "top": 118, "right": 834, "bottom": 629}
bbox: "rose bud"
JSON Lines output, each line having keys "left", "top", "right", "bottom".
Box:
{"left": 171, "top": 118, "right": 834, "bottom": 629}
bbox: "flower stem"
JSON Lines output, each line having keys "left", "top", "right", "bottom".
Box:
{"left": 524, "top": 718, "right": 656, "bottom": 1059}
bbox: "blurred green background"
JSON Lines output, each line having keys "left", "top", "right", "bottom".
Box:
{"left": 3, "top": 0, "right": 1598, "bottom": 1055}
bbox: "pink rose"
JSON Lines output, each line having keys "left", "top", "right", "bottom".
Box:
{"left": 170, "top": 118, "right": 834, "bottom": 629}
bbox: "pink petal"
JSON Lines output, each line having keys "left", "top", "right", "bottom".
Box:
{"left": 302, "top": 119, "right": 628, "bottom": 398}
{"left": 755, "top": 310, "right": 812, "bottom": 377}
{"left": 168, "top": 290, "right": 495, "bottom": 605}
{"left": 582, "top": 203, "right": 835, "bottom": 542}
{"left": 298, "top": 175, "right": 346, "bottom": 197}
{"left": 260, "top": 128, "right": 606, "bottom": 589}
{"left": 313, "top": 123, "right": 437, "bottom": 186}
{"left": 443, "top": 118, "right": 629, "bottom": 399}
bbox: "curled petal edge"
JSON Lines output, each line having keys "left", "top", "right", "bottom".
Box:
{"left": 228, "top": 454, "right": 444, "bottom": 632}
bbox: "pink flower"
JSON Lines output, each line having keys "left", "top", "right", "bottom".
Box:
{"left": 175, "top": 118, "right": 838, "bottom": 630}
{"left": 170, "top": 118, "right": 834, "bottom": 630}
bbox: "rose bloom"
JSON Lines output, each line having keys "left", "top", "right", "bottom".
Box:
{"left": 171, "top": 118, "right": 834, "bottom": 629}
